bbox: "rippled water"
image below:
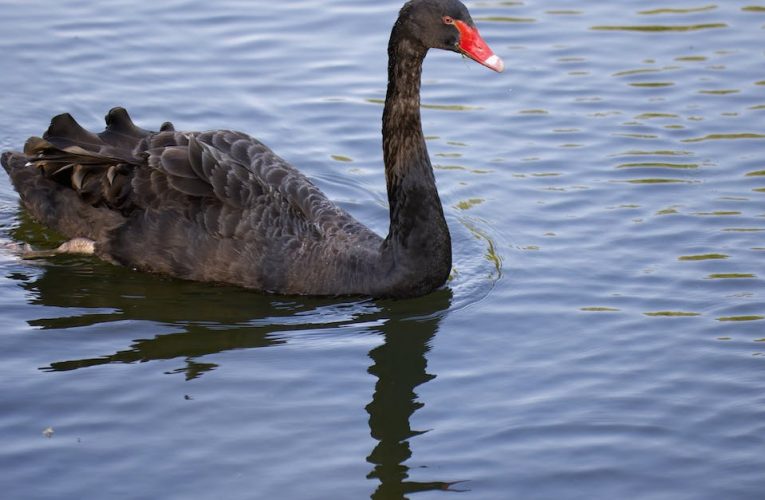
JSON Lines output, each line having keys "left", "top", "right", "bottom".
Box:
{"left": 1, "top": 1, "right": 764, "bottom": 499}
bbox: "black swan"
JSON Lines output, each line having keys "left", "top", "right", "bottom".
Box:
{"left": 1, "top": 0, "right": 503, "bottom": 298}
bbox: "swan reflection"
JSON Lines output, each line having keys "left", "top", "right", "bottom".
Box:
{"left": 7, "top": 211, "right": 461, "bottom": 496}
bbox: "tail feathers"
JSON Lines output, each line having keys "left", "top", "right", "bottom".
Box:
{"left": 2, "top": 107, "right": 167, "bottom": 218}
{"left": 24, "top": 135, "right": 116, "bottom": 174}
{"left": 44, "top": 112, "right": 103, "bottom": 152}
{"left": 7, "top": 107, "right": 168, "bottom": 176}
{"left": 17, "top": 107, "right": 160, "bottom": 195}
{"left": 99, "top": 106, "right": 154, "bottom": 152}
{"left": 2, "top": 107, "right": 165, "bottom": 242}
{"left": 39, "top": 107, "right": 151, "bottom": 162}
{"left": 2, "top": 147, "right": 125, "bottom": 242}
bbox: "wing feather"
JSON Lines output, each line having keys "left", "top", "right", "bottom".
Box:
{"left": 19, "top": 108, "right": 352, "bottom": 244}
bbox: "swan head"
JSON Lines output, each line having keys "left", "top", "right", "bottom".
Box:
{"left": 399, "top": 0, "right": 505, "bottom": 72}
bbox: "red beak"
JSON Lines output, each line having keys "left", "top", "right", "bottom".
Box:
{"left": 454, "top": 20, "right": 504, "bottom": 73}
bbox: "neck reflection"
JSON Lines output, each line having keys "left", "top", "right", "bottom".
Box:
{"left": 366, "top": 290, "right": 461, "bottom": 498}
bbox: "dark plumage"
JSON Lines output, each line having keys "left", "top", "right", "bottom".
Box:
{"left": 1, "top": 0, "right": 502, "bottom": 298}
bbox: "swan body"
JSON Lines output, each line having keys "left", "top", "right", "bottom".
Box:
{"left": 1, "top": 0, "right": 502, "bottom": 298}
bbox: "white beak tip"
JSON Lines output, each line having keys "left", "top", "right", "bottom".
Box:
{"left": 484, "top": 54, "right": 505, "bottom": 73}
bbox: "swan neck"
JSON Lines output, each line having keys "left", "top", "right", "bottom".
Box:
{"left": 379, "top": 28, "right": 451, "bottom": 291}
{"left": 383, "top": 36, "right": 426, "bottom": 171}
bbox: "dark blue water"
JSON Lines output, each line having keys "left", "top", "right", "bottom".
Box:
{"left": 1, "top": 1, "right": 764, "bottom": 499}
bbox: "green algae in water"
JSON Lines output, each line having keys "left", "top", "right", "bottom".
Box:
{"left": 626, "top": 178, "right": 688, "bottom": 184}
{"left": 580, "top": 307, "right": 621, "bottom": 312}
{"left": 434, "top": 164, "right": 492, "bottom": 175}
{"left": 707, "top": 273, "right": 757, "bottom": 279}
{"left": 657, "top": 207, "right": 679, "bottom": 215}
{"left": 592, "top": 23, "right": 727, "bottom": 32}
{"left": 613, "top": 67, "right": 680, "bottom": 77}
{"left": 331, "top": 155, "right": 353, "bottom": 162}
{"left": 675, "top": 56, "right": 708, "bottom": 61}
{"left": 683, "top": 133, "right": 765, "bottom": 142}
{"left": 613, "top": 133, "right": 660, "bottom": 139}
{"left": 639, "top": 6, "right": 718, "bottom": 15}
{"left": 699, "top": 89, "right": 740, "bottom": 95}
{"left": 644, "top": 311, "right": 701, "bottom": 317}
{"left": 455, "top": 198, "right": 485, "bottom": 210}
{"left": 617, "top": 162, "right": 698, "bottom": 169}
{"left": 694, "top": 211, "right": 741, "bottom": 216}
{"left": 422, "top": 103, "right": 483, "bottom": 111}
{"left": 634, "top": 112, "right": 680, "bottom": 119}
{"left": 717, "top": 316, "right": 765, "bottom": 322}
{"left": 679, "top": 254, "right": 729, "bottom": 261}
{"left": 629, "top": 82, "right": 675, "bottom": 87}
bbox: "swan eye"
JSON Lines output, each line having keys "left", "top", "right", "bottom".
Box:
{"left": 442, "top": 16, "right": 455, "bottom": 25}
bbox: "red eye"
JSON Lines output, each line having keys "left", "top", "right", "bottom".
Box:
{"left": 442, "top": 16, "right": 455, "bottom": 25}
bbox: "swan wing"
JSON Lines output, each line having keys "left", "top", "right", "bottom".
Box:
{"left": 24, "top": 107, "right": 341, "bottom": 240}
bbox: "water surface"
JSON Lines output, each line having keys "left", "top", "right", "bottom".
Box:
{"left": 1, "top": 1, "right": 764, "bottom": 499}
